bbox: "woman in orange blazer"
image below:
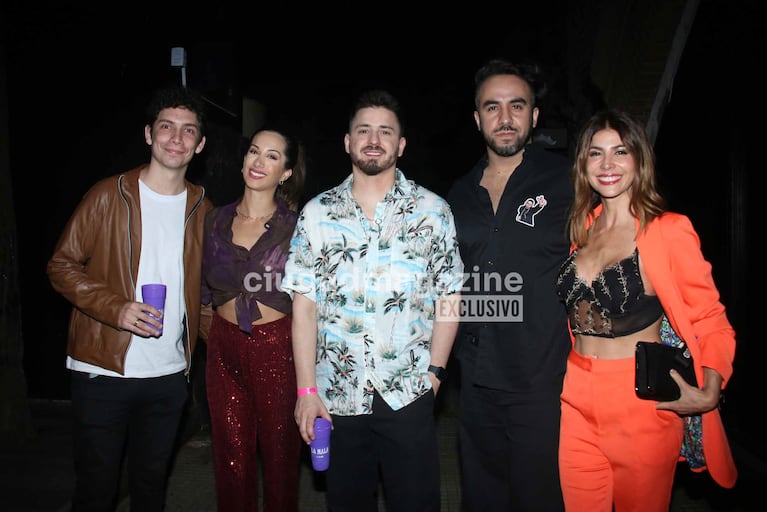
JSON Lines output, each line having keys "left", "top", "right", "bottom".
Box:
{"left": 556, "top": 109, "right": 736, "bottom": 512}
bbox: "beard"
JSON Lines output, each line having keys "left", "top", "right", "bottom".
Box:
{"left": 483, "top": 123, "right": 533, "bottom": 158}
{"left": 350, "top": 147, "right": 397, "bottom": 176}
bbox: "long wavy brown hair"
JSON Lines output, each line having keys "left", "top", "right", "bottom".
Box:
{"left": 568, "top": 109, "right": 666, "bottom": 247}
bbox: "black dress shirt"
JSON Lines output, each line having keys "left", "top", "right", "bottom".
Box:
{"left": 446, "top": 143, "right": 574, "bottom": 392}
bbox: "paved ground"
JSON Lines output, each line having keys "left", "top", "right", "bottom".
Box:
{"left": 114, "top": 412, "right": 462, "bottom": 512}
{"left": 0, "top": 398, "right": 762, "bottom": 511}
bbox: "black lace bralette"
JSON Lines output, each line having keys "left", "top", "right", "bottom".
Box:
{"left": 556, "top": 248, "right": 663, "bottom": 338}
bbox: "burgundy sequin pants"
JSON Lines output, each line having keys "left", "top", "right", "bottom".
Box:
{"left": 206, "top": 312, "right": 301, "bottom": 512}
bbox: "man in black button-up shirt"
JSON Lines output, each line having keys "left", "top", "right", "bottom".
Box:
{"left": 447, "top": 59, "right": 573, "bottom": 512}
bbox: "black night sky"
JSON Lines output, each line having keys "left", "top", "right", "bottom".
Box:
{"left": 3, "top": 1, "right": 765, "bottom": 452}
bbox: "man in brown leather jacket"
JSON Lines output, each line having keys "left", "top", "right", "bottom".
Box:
{"left": 47, "top": 85, "right": 214, "bottom": 512}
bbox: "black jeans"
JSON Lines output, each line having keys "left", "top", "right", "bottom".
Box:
{"left": 70, "top": 370, "right": 188, "bottom": 512}
{"left": 326, "top": 390, "right": 440, "bottom": 512}
{"left": 459, "top": 381, "right": 565, "bottom": 512}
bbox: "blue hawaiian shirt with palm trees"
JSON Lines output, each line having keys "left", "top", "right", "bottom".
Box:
{"left": 282, "top": 170, "right": 464, "bottom": 415}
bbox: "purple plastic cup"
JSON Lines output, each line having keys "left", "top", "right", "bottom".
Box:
{"left": 310, "top": 417, "right": 332, "bottom": 471}
{"left": 141, "top": 283, "right": 166, "bottom": 336}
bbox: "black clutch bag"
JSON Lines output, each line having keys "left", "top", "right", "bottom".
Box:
{"left": 635, "top": 341, "right": 698, "bottom": 401}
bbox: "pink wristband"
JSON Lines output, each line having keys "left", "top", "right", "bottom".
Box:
{"left": 297, "top": 387, "right": 318, "bottom": 397}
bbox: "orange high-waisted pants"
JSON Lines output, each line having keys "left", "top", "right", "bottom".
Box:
{"left": 559, "top": 348, "right": 683, "bottom": 512}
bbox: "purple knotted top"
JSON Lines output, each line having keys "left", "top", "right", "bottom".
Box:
{"left": 202, "top": 198, "right": 297, "bottom": 332}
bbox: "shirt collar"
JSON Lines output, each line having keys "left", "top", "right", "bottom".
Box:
{"left": 342, "top": 168, "right": 412, "bottom": 201}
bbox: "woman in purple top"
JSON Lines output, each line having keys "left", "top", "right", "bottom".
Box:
{"left": 201, "top": 127, "right": 306, "bottom": 512}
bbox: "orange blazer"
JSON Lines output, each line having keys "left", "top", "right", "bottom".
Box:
{"left": 581, "top": 206, "right": 738, "bottom": 488}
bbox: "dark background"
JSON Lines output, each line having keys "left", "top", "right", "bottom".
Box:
{"left": 3, "top": 0, "right": 764, "bottom": 458}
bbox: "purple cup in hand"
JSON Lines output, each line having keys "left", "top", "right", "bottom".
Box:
{"left": 141, "top": 283, "right": 166, "bottom": 336}
{"left": 310, "top": 417, "right": 332, "bottom": 471}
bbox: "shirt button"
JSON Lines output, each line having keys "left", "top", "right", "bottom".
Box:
{"left": 493, "top": 227, "right": 499, "bottom": 232}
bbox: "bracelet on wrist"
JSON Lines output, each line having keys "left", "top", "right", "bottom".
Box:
{"left": 297, "top": 386, "right": 318, "bottom": 397}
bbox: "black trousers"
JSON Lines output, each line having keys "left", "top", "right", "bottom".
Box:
{"left": 70, "top": 370, "right": 188, "bottom": 512}
{"left": 326, "top": 390, "right": 440, "bottom": 512}
{"left": 458, "top": 380, "right": 565, "bottom": 512}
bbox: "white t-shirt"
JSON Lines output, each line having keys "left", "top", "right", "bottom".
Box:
{"left": 67, "top": 179, "right": 187, "bottom": 377}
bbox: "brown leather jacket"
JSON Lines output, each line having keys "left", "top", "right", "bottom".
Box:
{"left": 47, "top": 165, "right": 214, "bottom": 376}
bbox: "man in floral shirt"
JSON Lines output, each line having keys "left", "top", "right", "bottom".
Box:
{"left": 282, "top": 89, "right": 463, "bottom": 511}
